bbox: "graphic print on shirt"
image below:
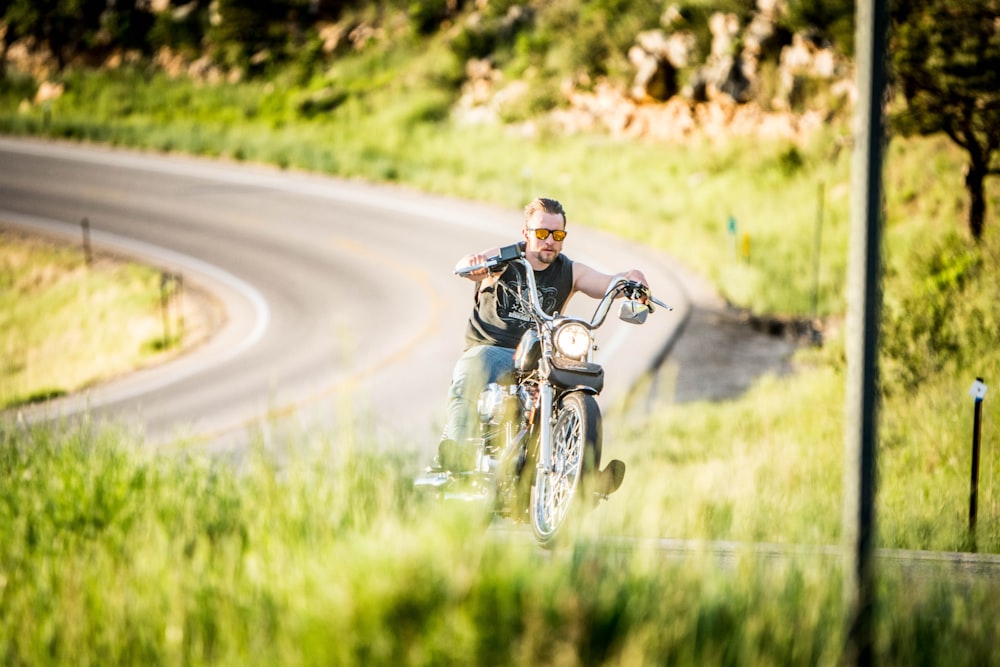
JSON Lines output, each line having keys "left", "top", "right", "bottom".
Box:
{"left": 497, "top": 280, "right": 561, "bottom": 323}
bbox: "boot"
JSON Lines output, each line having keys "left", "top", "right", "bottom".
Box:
{"left": 435, "top": 438, "right": 479, "bottom": 472}
{"left": 596, "top": 459, "right": 626, "bottom": 497}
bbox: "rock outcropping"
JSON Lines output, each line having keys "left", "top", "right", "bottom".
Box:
{"left": 456, "top": 0, "right": 853, "bottom": 142}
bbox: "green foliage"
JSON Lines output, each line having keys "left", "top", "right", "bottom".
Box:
{"left": 95, "top": 0, "right": 158, "bottom": 53}
{"left": 777, "top": 145, "right": 805, "bottom": 175}
{"left": 406, "top": 0, "right": 461, "bottom": 36}
{"left": 449, "top": 1, "right": 535, "bottom": 64}
{"left": 293, "top": 86, "right": 348, "bottom": 118}
{"left": 890, "top": 0, "right": 1000, "bottom": 238}
{"left": 147, "top": 1, "right": 210, "bottom": 57}
{"left": 781, "top": 0, "right": 855, "bottom": 55}
{"left": 0, "top": 231, "right": 180, "bottom": 408}
{"left": 209, "top": 0, "right": 288, "bottom": 72}
{"left": 881, "top": 232, "right": 999, "bottom": 393}
{"left": 3, "top": 419, "right": 1000, "bottom": 666}
{"left": 0, "top": 69, "right": 36, "bottom": 102}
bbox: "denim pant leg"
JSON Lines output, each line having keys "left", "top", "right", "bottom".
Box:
{"left": 442, "top": 345, "right": 516, "bottom": 442}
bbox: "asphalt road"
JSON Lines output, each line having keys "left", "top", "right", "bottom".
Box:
{"left": 1, "top": 138, "right": 688, "bottom": 457}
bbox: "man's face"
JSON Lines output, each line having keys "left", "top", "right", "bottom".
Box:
{"left": 522, "top": 211, "right": 566, "bottom": 265}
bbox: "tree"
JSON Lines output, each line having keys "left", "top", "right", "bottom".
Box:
{"left": 2, "top": 0, "right": 108, "bottom": 70}
{"left": 890, "top": 0, "right": 1000, "bottom": 240}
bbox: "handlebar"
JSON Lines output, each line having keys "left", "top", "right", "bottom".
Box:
{"left": 455, "top": 243, "right": 672, "bottom": 328}
{"left": 454, "top": 243, "right": 523, "bottom": 278}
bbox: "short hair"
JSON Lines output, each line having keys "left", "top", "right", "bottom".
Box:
{"left": 524, "top": 197, "right": 567, "bottom": 226}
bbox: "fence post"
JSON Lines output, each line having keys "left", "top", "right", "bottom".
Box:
{"left": 968, "top": 378, "right": 988, "bottom": 544}
{"left": 160, "top": 272, "right": 171, "bottom": 346}
{"left": 175, "top": 273, "right": 184, "bottom": 340}
{"left": 81, "top": 217, "right": 92, "bottom": 266}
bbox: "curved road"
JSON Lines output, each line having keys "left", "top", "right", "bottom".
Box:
{"left": 1, "top": 138, "right": 689, "bottom": 457}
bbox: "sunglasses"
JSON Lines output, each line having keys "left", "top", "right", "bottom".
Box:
{"left": 527, "top": 228, "right": 567, "bottom": 242}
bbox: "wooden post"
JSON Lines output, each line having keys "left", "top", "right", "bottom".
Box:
{"left": 81, "top": 217, "right": 92, "bottom": 266}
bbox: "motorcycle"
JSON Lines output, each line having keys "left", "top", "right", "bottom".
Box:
{"left": 415, "top": 243, "right": 672, "bottom": 548}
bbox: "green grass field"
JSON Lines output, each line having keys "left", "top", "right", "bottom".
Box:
{"left": 0, "top": 230, "right": 192, "bottom": 408}
{"left": 2, "top": 50, "right": 1000, "bottom": 664}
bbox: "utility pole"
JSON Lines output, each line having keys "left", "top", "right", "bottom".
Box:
{"left": 843, "top": 1, "right": 887, "bottom": 666}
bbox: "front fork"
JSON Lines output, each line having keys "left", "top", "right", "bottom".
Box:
{"left": 537, "top": 382, "right": 554, "bottom": 473}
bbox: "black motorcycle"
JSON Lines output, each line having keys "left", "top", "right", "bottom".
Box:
{"left": 416, "top": 243, "right": 671, "bottom": 547}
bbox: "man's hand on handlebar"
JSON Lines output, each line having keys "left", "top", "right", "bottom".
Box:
{"left": 618, "top": 269, "right": 650, "bottom": 304}
{"left": 622, "top": 281, "right": 648, "bottom": 301}
{"left": 455, "top": 250, "right": 498, "bottom": 280}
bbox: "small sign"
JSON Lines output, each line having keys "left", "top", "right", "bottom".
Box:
{"left": 970, "top": 379, "right": 988, "bottom": 401}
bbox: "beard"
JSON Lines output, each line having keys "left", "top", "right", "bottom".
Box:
{"left": 536, "top": 247, "right": 558, "bottom": 265}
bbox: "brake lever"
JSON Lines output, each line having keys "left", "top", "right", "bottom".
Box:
{"left": 622, "top": 282, "right": 673, "bottom": 314}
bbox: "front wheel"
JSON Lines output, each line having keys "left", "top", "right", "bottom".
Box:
{"left": 531, "top": 392, "right": 602, "bottom": 548}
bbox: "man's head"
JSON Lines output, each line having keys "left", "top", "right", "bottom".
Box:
{"left": 522, "top": 197, "right": 567, "bottom": 266}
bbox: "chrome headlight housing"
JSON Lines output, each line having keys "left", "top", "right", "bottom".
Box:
{"left": 553, "top": 322, "right": 592, "bottom": 361}
{"left": 477, "top": 383, "right": 507, "bottom": 423}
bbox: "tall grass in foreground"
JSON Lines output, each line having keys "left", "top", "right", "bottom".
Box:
{"left": 2, "top": 418, "right": 999, "bottom": 666}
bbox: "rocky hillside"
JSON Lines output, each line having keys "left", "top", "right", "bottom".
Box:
{"left": 455, "top": 1, "right": 853, "bottom": 142}
{"left": 6, "top": 0, "right": 856, "bottom": 144}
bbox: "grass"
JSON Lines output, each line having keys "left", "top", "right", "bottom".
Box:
{"left": 0, "top": 230, "right": 187, "bottom": 408}
{"left": 2, "top": 48, "right": 1000, "bottom": 663}
{"left": 2, "top": 419, "right": 1000, "bottom": 666}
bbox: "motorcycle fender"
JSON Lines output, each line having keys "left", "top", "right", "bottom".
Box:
{"left": 546, "top": 360, "right": 604, "bottom": 394}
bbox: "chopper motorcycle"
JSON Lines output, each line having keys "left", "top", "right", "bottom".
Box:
{"left": 415, "top": 243, "right": 671, "bottom": 548}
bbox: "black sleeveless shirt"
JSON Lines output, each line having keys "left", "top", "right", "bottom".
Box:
{"left": 465, "top": 252, "right": 575, "bottom": 349}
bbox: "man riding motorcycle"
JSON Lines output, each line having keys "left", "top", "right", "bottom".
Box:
{"left": 433, "top": 196, "right": 650, "bottom": 488}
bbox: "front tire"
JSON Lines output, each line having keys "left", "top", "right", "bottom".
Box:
{"left": 531, "top": 392, "right": 602, "bottom": 548}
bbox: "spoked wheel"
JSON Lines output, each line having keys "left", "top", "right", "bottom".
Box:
{"left": 531, "top": 392, "right": 602, "bottom": 548}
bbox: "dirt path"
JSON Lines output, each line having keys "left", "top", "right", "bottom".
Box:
{"left": 638, "top": 258, "right": 805, "bottom": 407}
{"left": 664, "top": 304, "right": 800, "bottom": 403}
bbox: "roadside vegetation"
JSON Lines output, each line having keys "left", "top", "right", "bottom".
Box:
{"left": 2, "top": 0, "right": 1000, "bottom": 663}
{"left": 0, "top": 230, "right": 189, "bottom": 408}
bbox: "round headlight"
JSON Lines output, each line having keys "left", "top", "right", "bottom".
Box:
{"left": 554, "top": 322, "right": 591, "bottom": 360}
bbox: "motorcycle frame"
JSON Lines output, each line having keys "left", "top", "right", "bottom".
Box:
{"left": 509, "top": 257, "right": 631, "bottom": 475}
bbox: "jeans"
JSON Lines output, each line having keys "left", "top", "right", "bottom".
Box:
{"left": 441, "top": 344, "right": 516, "bottom": 443}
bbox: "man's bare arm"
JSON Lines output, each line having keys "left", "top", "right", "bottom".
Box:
{"left": 572, "top": 262, "right": 649, "bottom": 299}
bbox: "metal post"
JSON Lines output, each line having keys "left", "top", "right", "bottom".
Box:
{"left": 160, "top": 272, "right": 171, "bottom": 346}
{"left": 175, "top": 273, "right": 184, "bottom": 342}
{"left": 843, "top": 1, "right": 887, "bottom": 666}
{"left": 969, "top": 378, "right": 988, "bottom": 542}
{"left": 81, "top": 217, "right": 92, "bottom": 266}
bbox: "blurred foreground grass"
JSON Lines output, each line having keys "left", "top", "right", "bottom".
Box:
{"left": 1, "top": 419, "right": 999, "bottom": 666}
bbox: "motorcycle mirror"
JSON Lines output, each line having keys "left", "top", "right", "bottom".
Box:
{"left": 619, "top": 300, "right": 648, "bottom": 325}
